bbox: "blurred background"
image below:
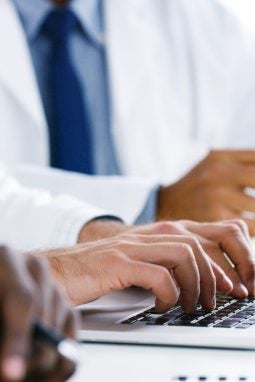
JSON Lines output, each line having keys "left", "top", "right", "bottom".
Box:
{"left": 222, "top": 0, "right": 255, "bottom": 30}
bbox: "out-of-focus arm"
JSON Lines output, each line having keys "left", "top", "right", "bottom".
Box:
{"left": 0, "top": 167, "right": 119, "bottom": 251}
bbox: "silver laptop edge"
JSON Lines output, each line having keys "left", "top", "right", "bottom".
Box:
{"left": 77, "top": 288, "right": 255, "bottom": 350}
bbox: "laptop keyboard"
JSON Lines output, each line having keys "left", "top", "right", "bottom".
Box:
{"left": 121, "top": 295, "right": 255, "bottom": 329}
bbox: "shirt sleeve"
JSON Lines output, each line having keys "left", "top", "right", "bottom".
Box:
{"left": 9, "top": 164, "right": 158, "bottom": 225}
{"left": 135, "top": 184, "right": 160, "bottom": 224}
{"left": 0, "top": 168, "right": 120, "bottom": 251}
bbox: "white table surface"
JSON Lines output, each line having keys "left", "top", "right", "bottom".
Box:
{"left": 70, "top": 343, "right": 255, "bottom": 382}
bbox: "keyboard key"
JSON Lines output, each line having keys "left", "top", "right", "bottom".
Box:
{"left": 144, "top": 307, "right": 159, "bottom": 314}
{"left": 242, "top": 320, "right": 255, "bottom": 326}
{"left": 231, "top": 313, "right": 251, "bottom": 318}
{"left": 196, "top": 315, "right": 220, "bottom": 325}
{"left": 228, "top": 303, "right": 242, "bottom": 310}
{"left": 215, "top": 311, "right": 229, "bottom": 318}
{"left": 215, "top": 319, "right": 240, "bottom": 328}
{"left": 235, "top": 324, "right": 251, "bottom": 329}
{"left": 157, "top": 316, "right": 175, "bottom": 324}
{"left": 163, "top": 312, "right": 185, "bottom": 319}
{"left": 219, "top": 308, "right": 234, "bottom": 314}
{"left": 146, "top": 316, "right": 172, "bottom": 325}
{"left": 122, "top": 295, "right": 255, "bottom": 327}
{"left": 149, "top": 313, "right": 164, "bottom": 319}
{"left": 242, "top": 310, "right": 255, "bottom": 315}
{"left": 139, "top": 316, "right": 153, "bottom": 322}
{"left": 168, "top": 321, "right": 196, "bottom": 326}
{"left": 121, "top": 318, "right": 137, "bottom": 324}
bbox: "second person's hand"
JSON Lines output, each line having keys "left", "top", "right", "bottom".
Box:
{"left": 157, "top": 150, "right": 255, "bottom": 235}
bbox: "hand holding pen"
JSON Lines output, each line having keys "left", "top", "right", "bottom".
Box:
{"left": 0, "top": 247, "right": 79, "bottom": 382}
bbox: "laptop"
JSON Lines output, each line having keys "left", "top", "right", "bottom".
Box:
{"left": 77, "top": 288, "right": 255, "bottom": 349}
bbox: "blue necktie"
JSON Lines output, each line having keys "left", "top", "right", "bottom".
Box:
{"left": 41, "top": 8, "right": 94, "bottom": 174}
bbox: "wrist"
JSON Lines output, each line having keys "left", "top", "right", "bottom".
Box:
{"left": 78, "top": 218, "right": 128, "bottom": 243}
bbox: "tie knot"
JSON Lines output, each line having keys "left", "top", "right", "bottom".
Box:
{"left": 41, "top": 8, "right": 79, "bottom": 42}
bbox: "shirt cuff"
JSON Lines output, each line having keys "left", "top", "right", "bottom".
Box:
{"left": 36, "top": 197, "right": 122, "bottom": 250}
{"left": 135, "top": 185, "right": 160, "bottom": 224}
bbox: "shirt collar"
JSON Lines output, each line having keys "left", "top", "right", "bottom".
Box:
{"left": 12, "top": 0, "right": 104, "bottom": 46}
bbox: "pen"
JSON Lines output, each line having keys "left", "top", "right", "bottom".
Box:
{"left": 32, "top": 322, "right": 79, "bottom": 364}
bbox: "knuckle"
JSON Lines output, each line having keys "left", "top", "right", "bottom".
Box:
{"left": 154, "top": 221, "right": 178, "bottom": 234}
{"left": 203, "top": 240, "right": 220, "bottom": 254}
{"left": 107, "top": 249, "right": 127, "bottom": 265}
{"left": 180, "top": 243, "right": 194, "bottom": 259}
{"left": 229, "top": 219, "right": 248, "bottom": 231}
{"left": 179, "top": 243, "right": 195, "bottom": 262}
{"left": 224, "top": 223, "right": 242, "bottom": 237}
{"left": 115, "top": 234, "right": 133, "bottom": 242}
{"left": 185, "top": 236, "right": 201, "bottom": 249}
{"left": 113, "top": 238, "right": 134, "bottom": 250}
{"left": 107, "top": 238, "right": 123, "bottom": 248}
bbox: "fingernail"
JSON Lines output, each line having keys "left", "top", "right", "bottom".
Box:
{"left": 2, "top": 357, "right": 26, "bottom": 381}
{"left": 236, "top": 284, "right": 249, "bottom": 298}
{"left": 220, "top": 276, "right": 233, "bottom": 293}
